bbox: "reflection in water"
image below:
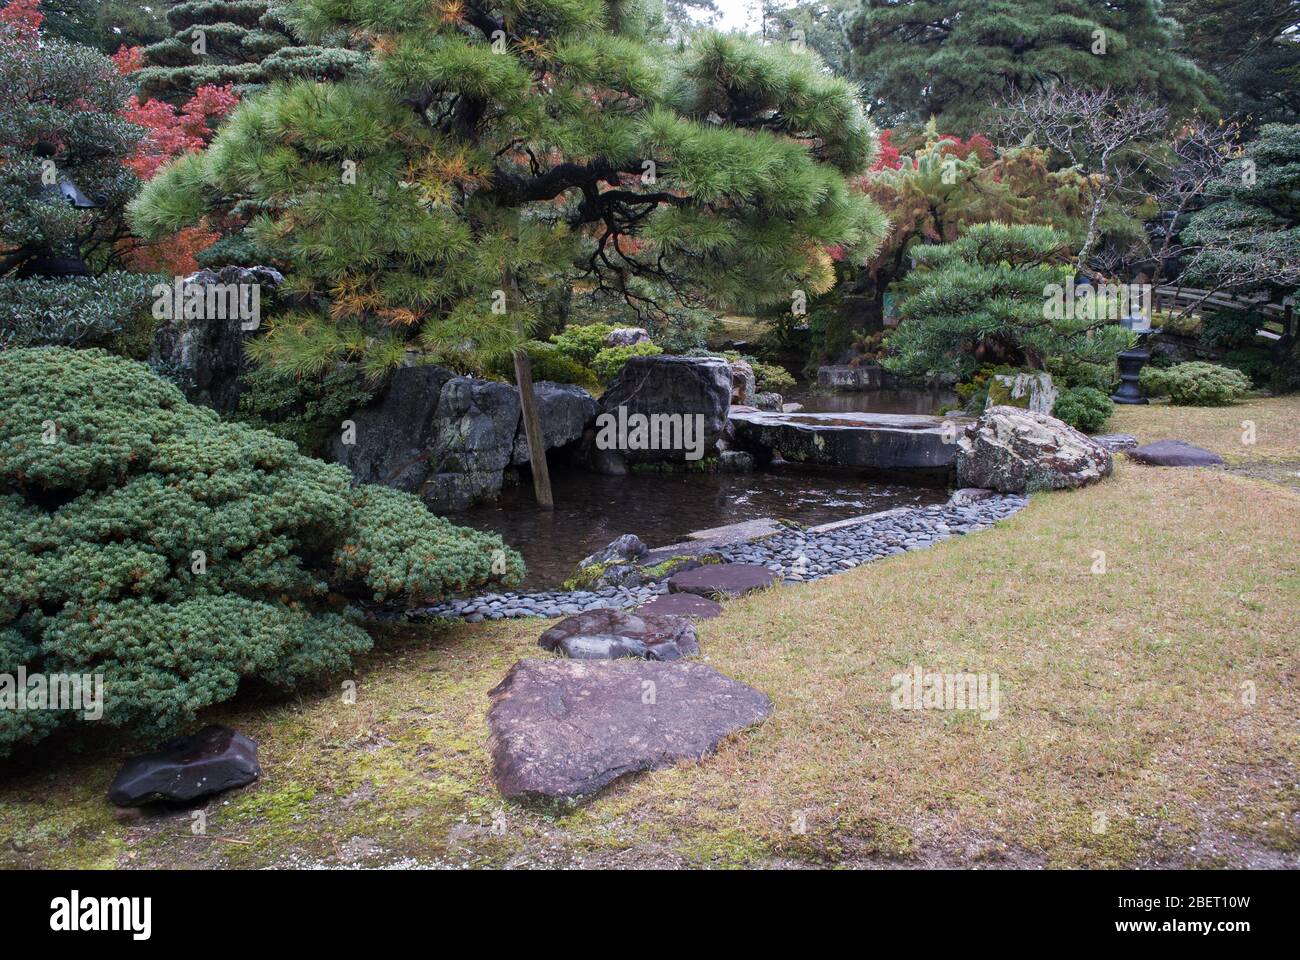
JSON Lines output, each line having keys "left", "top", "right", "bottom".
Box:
{"left": 458, "top": 466, "right": 948, "bottom": 588}
{"left": 792, "top": 385, "right": 957, "bottom": 416}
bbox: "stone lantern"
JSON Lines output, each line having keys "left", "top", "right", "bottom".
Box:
{"left": 1110, "top": 313, "right": 1158, "bottom": 405}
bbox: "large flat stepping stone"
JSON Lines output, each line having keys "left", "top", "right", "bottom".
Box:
{"left": 667, "top": 562, "right": 778, "bottom": 599}
{"left": 108, "top": 725, "right": 260, "bottom": 807}
{"left": 487, "top": 659, "right": 772, "bottom": 801}
{"left": 538, "top": 608, "right": 698, "bottom": 661}
{"left": 637, "top": 593, "right": 724, "bottom": 620}
{"left": 1126, "top": 439, "right": 1225, "bottom": 467}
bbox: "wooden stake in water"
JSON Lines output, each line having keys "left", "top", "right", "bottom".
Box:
{"left": 513, "top": 346, "right": 553, "bottom": 509}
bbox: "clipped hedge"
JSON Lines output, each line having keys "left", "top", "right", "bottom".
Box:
{"left": 1140, "top": 361, "right": 1252, "bottom": 406}
{"left": 593, "top": 342, "right": 663, "bottom": 382}
{"left": 0, "top": 348, "right": 522, "bottom": 755}
{"left": 1052, "top": 386, "right": 1113, "bottom": 433}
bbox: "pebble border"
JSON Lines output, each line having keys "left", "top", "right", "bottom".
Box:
{"left": 411, "top": 493, "right": 1028, "bottom": 622}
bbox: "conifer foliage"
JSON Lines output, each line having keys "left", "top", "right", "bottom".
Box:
{"left": 134, "top": 0, "right": 364, "bottom": 103}
{"left": 883, "top": 222, "right": 1130, "bottom": 378}
{"left": 130, "top": 2, "right": 888, "bottom": 377}
{"left": 0, "top": 348, "right": 522, "bottom": 755}
{"left": 850, "top": 0, "right": 1218, "bottom": 133}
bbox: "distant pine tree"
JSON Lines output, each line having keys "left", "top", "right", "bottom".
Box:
{"left": 134, "top": 0, "right": 364, "bottom": 104}
{"left": 850, "top": 0, "right": 1220, "bottom": 133}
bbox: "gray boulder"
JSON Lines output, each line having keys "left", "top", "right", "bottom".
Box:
{"left": 598, "top": 356, "right": 732, "bottom": 463}
{"left": 330, "top": 364, "right": 453, "bottom": 492}
{"left": 718, "top": 450, "right": 756, "bottom": 473}
{"left": 604, "top": 327, "right": 650, "bottom": 347}
{"left": 754, "top": 391, "right": 784, "bottom": 412}
{"left": 426, "top": 377, "right": 521, "bottom": 510}
{"left": 331, "top": 369, "right": 596, "bottom": 511}
{"left": 108, "top": 725, "right": 260, "bottom": 807}
{"left": 1092, "top": 434, "right": 1140, "bottom": 452}
{"left": 150, "top": 265, "right": 283, "bottom": 414}
{"left": 512, "top": 381, "right": 597, "bottom": 465}
{"left": 730, "top": 358, "right": 756, "bottom": 406}
{"left": 956, "top": 405, "right": 1113, "bottom": 493}
{"left": 487, "top": 659, "right": 772, "bottom": 801}
{"left": 580, "top": 534, "right": 649, "bottom": 568}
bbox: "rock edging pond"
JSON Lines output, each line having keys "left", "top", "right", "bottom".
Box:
{"left": 411, "top": 491, "right": 1028, "bottom": 622}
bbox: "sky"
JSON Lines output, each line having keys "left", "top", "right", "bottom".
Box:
{"left": 701, "top": 0, "right": 764, "bottom": 33}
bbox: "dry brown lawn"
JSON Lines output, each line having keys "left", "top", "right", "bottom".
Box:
{"left": 2, "top": 397, "right": 1296, "bottom": 869}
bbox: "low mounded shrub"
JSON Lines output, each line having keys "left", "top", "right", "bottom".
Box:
{"left": 0, "top": 348, "right": 522, "bottom": 756}
{"left": 1140, "top": 361, "right": 1252, "bottom": 406}
{"left": 1052, "top": 386, "right": 1113, "bottom": 433}
{"left": 593, "top": 341, "right": 663, "bottom": 382}
{"left": 548, "top": 323, "right": 619, "bottom": 365}
{"left": 518, "top": 341, "right": 602, "bottom": 392}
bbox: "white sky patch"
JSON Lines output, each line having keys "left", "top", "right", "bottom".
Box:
{"left": 692, "top": 0, "right": 764, "bottom": 34}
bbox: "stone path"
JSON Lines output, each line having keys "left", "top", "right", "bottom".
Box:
{"left": 412, "top": 492, "right": 1028, "bottom": 621}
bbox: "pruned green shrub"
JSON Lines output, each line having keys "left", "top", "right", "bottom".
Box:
{"left": 524, "top": 342, "right": 602, "bottom": 392}
{"left": 1052, "top": 386, "right": 1113, "bottom": 433}
{"left": 0, "top": 348, "right": 522, "bottom": 755}
{"left": 1140, "top": 361, "right": 1252, "bottom": 406}
{"left": 593, "top": 342, "right": 663, "bottom": 382}
{"left": 548, "top": 324, "right": 619, "bottom": 366}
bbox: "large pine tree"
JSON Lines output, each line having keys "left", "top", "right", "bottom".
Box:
{"left": 850, "top": 0, "right": 1220, "bottom": 133}
{"left": 131, "top": 1, "right": 888, "bottom": 380}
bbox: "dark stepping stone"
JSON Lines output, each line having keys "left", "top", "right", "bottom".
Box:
{"left": 108, "top": 725, "right": 260, "bottom": 807}
{"left": 637, "top": 593, "right": 724, "bottom": 620}
{"left": 538, "top": 608, "right": 698, "bottom": 661}
{"left": 1126, "top": 439, "right": 1225, "bottom": 467}
{"left": 667, "top": 562, "right": 778, "bottom": 599}
{"left": 487, "top": 659, "right": 772, "bottom": 801}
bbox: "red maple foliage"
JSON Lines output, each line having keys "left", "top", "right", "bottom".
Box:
{"left": 121, "top": 85, "right": 239, "bottom": 180}
{"left": 127, "top": 222, "right": 222, "bottom": 275}
{"left": 871, "top": 129, "right": 903, "bottom": 172}
{"left": 0, "top": 0, "right": 42, "bottom": 42}
{"left": 110, "top": 43, "right": 144, "bottom": 75}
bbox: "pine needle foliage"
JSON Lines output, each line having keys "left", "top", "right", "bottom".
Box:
{"left": 884, "top": 222, "right": 1131, "bottom": 379}
{"left": 130, "top": 1, "right": 887, "bottom": 376}
{"left": 851, "top": 0, "right": 1220, "bottom": 133}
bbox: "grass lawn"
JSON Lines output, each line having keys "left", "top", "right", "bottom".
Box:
{"left": 2, "top": 397, "right": 1297, "bottom": 869}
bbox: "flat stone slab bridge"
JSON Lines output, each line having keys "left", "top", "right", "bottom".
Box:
{"left": 728, "top": 409, "right": 970, "bottom": 473}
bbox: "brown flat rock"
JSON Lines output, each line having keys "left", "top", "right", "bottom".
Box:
{"left": 667, "top": 562, "right": 778, "bottom": 599}
{"left": 487, "top": 659, "right": 772, "bottom": 801}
